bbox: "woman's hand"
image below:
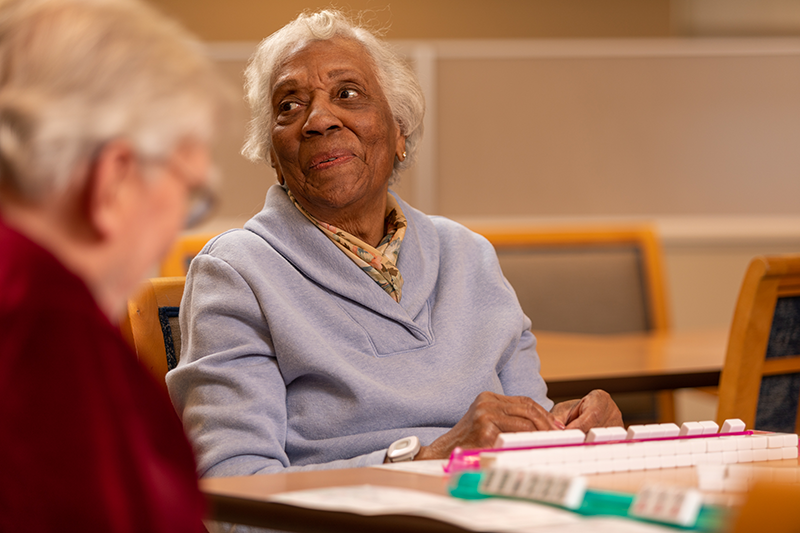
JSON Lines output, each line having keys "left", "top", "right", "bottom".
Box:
{"left": 550, "top": 389, "right": 623, "bottom": 432}
{"left": 414, "top": 391, "right": 564, "bottom": 461}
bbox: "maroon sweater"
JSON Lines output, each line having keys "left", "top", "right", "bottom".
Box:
{"left": 0, "top": 219, "right": 206, "bottom": 533}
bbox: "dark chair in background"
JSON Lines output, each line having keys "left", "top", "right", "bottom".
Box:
{"left": 717, "top": 254, "right": 800, "bottom": 433}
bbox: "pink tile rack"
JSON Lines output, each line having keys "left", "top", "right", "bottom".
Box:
{"left": 444, "top": 419, "right": 799, "bottom": 474}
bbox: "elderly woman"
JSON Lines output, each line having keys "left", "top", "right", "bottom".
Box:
{"left": 0, "top": 0, "right": 230, "bottom": 531}
{"left": 168, "top": 10, "right": 622, "bottom": 478}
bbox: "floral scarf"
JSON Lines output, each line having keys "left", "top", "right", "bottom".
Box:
{"left": 286, "top": 189, "right": 406, "bottom": 303}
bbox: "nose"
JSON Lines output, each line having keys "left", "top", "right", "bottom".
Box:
{"left": 302, "top": 92, "right": 342, "bottom": 137}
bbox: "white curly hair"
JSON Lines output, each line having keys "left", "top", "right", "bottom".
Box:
{"left": 242, "top": 9, "right": 425, "bottom": 184}
{"left": 0, "top": 0, "right": 231, "bottom": 200}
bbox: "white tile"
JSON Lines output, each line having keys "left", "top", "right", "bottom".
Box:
{"left": 555, "top": 429, "right": 587, "bottom": 445}
{"left": 561, "top": 447, "right": 584, "bottom": 464}
{"left": 735, "top": 437, "right": 753, "bottom": 450}
{"left": 768, "top": 434, "right": 785, "bottom": 449}
{"left": 707, "top": 452, "right": 724, "bottom": 464}
{"left": 578, "top": 446, "right": 597, "bottom": 462}
{"left": 612, "top": 458, "right": 630, "bottom": 472}
{"left": 628, "top": 457, "right": 646, "bottom": 471}
{"left": 721, "top": 418, "right": 746, "bottom": 433}
{"left": 676, "top": 453, "right": 692, "bottom": 467}
{"left": 680, "top": 421, "right": 705, "bottom": 436}
{"left": 661, "top": 454, "right": 678, "bottom": 468}
{"left": 627, "top": 442, "right": 646, "bottom": 458}
{"left": 659, "top": 423, "right": 681, "bottom": 438}
{"left": 750, "top": 436, "right": 768, "bottom": 450}
{"left": 784, "top": 434, "right": 799, "bottom": 447}
{"left": 782, "top": 446, "right": 799, "bottom": 459}
{"left": 720, "top": 438, "right": 738, "bottom": 452}
{"left": 767, "top": 447, "right": 784, "bottom": 461}
{"left": 595, "top": 460, "right": 614, "bottom": 473}
{"left": 700, "top": 420, "right": 720, "bottom": 434}
{"left": 626, "top": 425, "right": 650, "bottom": 440}
{"left": 752, "top": 448, "right": 769, "bottom": 462}
{"left": 645, "top": 456, "right": 662, "bottom": 470}
{"left": 585, "top": 428, "right": 605, "bottom": 443}
{"left": 737, "top": 449, "right": 754, "bottom": 463}
{"left": 595, "top": 444, "right": 615, "bottom": 460}
{"left": 722, "top": 451, "right": 739, "bottom": 464}
{"left": 707, "top": 438, "right": 724, "bottom": 453}
{"left": 690, "top": 439, "right": 707, "bottom": 454}
{"left": 605, "top": 426, "right": 628, "bottom": 441}
{"left": 642, "top": 441, "right": 661, "bottom": 457}
{"left": 659, "top": 441, "right": 678, "bottom": 456}
{"left": 646, "top": 423, "right": 664, "bottom": 438}
{"left": 607, "top": 444, "right": 628, "bottom": 459}
{"left": 483, "top": 469, "right": 508, "bottom": 494}
{"left": 675, "top": 440, "right": 694, "bottom": 455}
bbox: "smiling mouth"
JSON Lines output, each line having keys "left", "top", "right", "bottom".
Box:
{"left": 310, "top": 154, "right": 354, "bottom": 170}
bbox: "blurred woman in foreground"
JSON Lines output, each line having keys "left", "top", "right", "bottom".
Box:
{"left": 0, "top": 0, "right": 231, "bottom": 530}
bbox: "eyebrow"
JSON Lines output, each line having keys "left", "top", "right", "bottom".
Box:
{"left": 272, "top": 68, "right": 367, "bottom": 99}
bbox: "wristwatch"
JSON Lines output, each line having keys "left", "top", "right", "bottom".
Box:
{"left": 386, "top": 436, "right": 421, "bottom": 463}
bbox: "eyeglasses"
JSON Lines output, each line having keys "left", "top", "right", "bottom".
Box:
{"left": 183, "top": 166, "right": 220, "bottom": 229}
{"left": 140, "top": 155, "right": 221, "bottom": 230}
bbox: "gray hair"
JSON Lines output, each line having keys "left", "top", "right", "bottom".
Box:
{"left": 0, "top": 0, "right": 232, "bottom": 200}
{"left": 242, "top": 10, "right": 425, "bottom": 184}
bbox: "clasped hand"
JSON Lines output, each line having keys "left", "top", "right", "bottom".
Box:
{"left": 415, "top": 390, "right": 623, "bottom": 461}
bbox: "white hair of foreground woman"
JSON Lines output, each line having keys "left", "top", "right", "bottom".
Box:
{"left": 243, "top": 9, "right": 425, "bottom": 184}
{"left": 0, "top": 0, "right": 231, "bottom": 201}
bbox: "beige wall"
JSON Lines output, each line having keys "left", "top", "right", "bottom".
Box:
{"left": 152, "top": 2, "right": 800, "bottom": 335}
{"left": 146, "top": 0, "right": 672, "bottom": 40}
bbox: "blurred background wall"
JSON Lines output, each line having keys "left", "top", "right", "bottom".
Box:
{"left": 145, "top": 0, "right": 800, "bottom": 337}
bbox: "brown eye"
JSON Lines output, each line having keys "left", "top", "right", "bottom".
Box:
{"left": 278, "top": 101, "right": 299, "bottom": 113}
{"left": 339, "top": 88, "right": 358, "bottom": 99}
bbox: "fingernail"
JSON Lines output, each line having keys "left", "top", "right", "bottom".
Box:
{"left": 554, "top": 420, "right": 566, "bottom": 430}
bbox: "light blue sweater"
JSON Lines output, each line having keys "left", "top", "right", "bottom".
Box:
{"left": 167, "top": 185, "right": 552, "bottom": 478}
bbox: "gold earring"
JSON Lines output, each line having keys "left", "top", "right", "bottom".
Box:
{"left": 402, "top": 151, "right": 407, "bottom": 160}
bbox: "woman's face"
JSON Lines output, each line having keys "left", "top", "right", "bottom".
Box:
{"left": 269, "top": 37, "right": 405, "bottom": 220}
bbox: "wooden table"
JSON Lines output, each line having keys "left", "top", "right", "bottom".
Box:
{"left": 534, "top": 328, "right": 729, "bottom": 398}
{"left": 201, "top": 458, "right": 800, "bottom": 532}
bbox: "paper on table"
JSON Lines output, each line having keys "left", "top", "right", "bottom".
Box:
{"left": 266, "top": 484, "right": 580, "bottom": 531}
{"left": 515, "top": 517, "right": 676, "bottom": 533}
{"left": 370, "top": 459, "right": 448, "bottom": 476}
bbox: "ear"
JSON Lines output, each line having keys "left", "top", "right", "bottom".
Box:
{"left": 85, "top": 139, "right": 137, "bottom": 240}
{"left": 269, "top": 147, "right": 284, "bottom": 185}
{"left": 395, "top": 130, "right": 407, "bottom": 163}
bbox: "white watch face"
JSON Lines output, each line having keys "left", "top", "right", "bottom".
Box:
{"left": 388, "top": 436, "right": 420, "bottom": 462}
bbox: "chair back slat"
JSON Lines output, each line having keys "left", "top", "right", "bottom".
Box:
{"left": 718, "top": 255, "right": 800, "bottom": 434}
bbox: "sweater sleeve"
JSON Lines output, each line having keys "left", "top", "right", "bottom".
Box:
{"left": 498, "top": 325, "right": 554, "bottom": 411}
{"left": 166, "top": 253, "right": 387, "bottom": 478}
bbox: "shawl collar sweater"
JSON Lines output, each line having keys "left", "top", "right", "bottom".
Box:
{"left": 168, "top": 185, "right": 551, "bottom": 477}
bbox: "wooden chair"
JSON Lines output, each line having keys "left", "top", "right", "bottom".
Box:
{"left": 466, "top": 223, "right": 672, "bottom": 423}
{"left": 466, "top": 223, "right": 670, "bottom": 334}
{"left": 119, "top": 277, "right": 186, "bottom": 391}
{"left": 717, "top": 255, "right": 800, "bottom": 434}
{"left": 159, "top": 233, "right": 217, "bottom": 277}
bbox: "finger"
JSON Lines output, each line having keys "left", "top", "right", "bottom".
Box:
{"left": 497, "top": 400, "right": 562, "bottom": 431}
